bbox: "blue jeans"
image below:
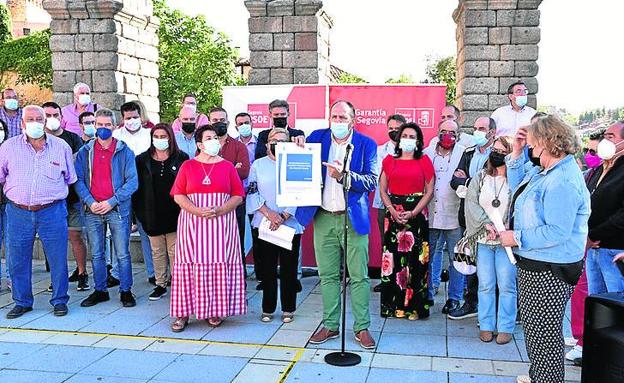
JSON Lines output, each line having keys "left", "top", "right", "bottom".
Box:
{"left": 428, "top": 228, "right": 464, "bottom": 301}
{"left": 85, "top": 210, "right": 133, "bottom": 292}
{"left": 110, "top": 218, "right": 153, "bottom": 279}
{"left": 586, "top": 247, "right": 624, "bottom": 295}
{"left": 0, "top": 204, "right": 9, "bottom": 281}
{"left": 476, "top": 243, "right": 517, "bottom": 333}
{"left": 6, "top": 201, "right": 69, "bottom": 307}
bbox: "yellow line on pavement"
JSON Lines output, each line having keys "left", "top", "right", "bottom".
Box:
{"left": 277, "top": 348, "right": 304, "bottom": 383}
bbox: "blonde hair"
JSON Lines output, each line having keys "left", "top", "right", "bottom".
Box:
{"left": 485, "top": 136, "right": 513, "bottom": 176}
{"left": 268, "top": 128, "right": 290, "bottom": 142}
{"left": 528, "top": 115, "right": 580, "bottom": 157}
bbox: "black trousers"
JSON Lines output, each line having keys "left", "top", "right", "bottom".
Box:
{"left": 235, "top": 204, "right": 247, "bottom": 277}
{"left": 254, "top": 230, "right": 301, "bottom": 314}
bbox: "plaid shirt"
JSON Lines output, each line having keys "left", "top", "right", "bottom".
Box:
{"left": 0, "top": 107, "right": 23, "bottom": 138}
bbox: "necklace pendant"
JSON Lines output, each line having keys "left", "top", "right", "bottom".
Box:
{"left": 492, "top": 198, "right": 501, "bottom": 208}
{"left": 202, "top": 176, "right": 211, "bottom": 185}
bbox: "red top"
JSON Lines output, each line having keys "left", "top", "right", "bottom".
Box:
{"left": 171, "top": 158, "right": 245, "bottom": 197}
{"left": 91, "top": 139, "right": 117, "bottom": 202}
{"left": 219, "top": 137, "right": 250, "bottom": 181}
{"left": 382, "top": 155, "right": 434, "bottom": 195}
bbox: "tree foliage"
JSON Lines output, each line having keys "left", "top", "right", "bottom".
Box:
{"left": 0, "top": 3, "right": 11, "bottom": 44}
{"left": 0, "top": 29, "right": 52, "bottom": 89}
{"left": 422, "top": 56, "right": 456, "bottom": 105}
{"left": 154, "top": 0, "right": 242, "bottom": 122}
{"left": 578, "top": 106, "right": 624, "bottom": 125}
{"left": 335, "top": 72, "right": 367, "bottom": 84}
{"left": 385, "top": 73, "right": 415, "bottom": 84}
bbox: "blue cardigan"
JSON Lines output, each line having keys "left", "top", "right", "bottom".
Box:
{"left": 296, "top": 128, "right": 378, "bottom": 235}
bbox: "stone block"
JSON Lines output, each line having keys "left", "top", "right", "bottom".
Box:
{"left": 489, "top": 61, "right": 515, "bottom": 77}
{"left": 248, "top": 68, "right": 271, "bottom": 85}
{"left": 283, "top": 16, "right": 318, "bottom": 32}
{"left": 117, "top": 37, "right": 136, "bottom": 56}
{"left": 83, "top": 52, "right": 118, "bottom": 71}
{"left": 142, "top": 78, "right": 159, "bottom": 97}
{"left": 458, "top": 77, "right": 499, "bottom": 95}
{"left": 463, "top": 27, "right": 488, "bottom": 45}
{"left": 461, "top": 111, "right": 484, "bottom": 129}
{"left": 499, "top": 77, "right": 538, "bottom": 94}
{"left": 53, "top": 92, "right": 74, "bottom": 108}
{"left": 139, "top": 59, "right": 159, "bottom": 78}
{"left": 464, "top": 10, "right": 496, "bottom": 27}
{"left": 250, "top": 51, "right": 282, "bottom": 68}
{"left": 248, "top": 17, "right": 282, "bottom": 33}
{"left": 500, "top": 44, "right": 538, "bottom": 60}
{"left": 295, "top": 0, "right": 323, "bottom": 16}
{"left": 270, "top": 68, "right": 294, "bottom": 84}
{"left": 267, "top": 0, "right": 294, "bottom": 16}
{"left": 92, "top": 70, "right": 119, "bottom": 92}
{"left": 122, "top": 24, "right": 140, "bottom": 42}
{"left": 49, "top": 35, "right": 75, "bottom": 52}
{"left": 136, "top": 45, "right": 159, "bottom": 62}
{"left": 67, "top": 0, "right": 89, "bottom": 19}
{"left": 496, "top": 10, "right": 540, "bottom": 26}
{"left": 463, "top": 61, "right": 489, "bottom": 77}
{"left": 91, "top": 92, "right": 125, "bottom": 112}
{"left": 75, "top": 71, "right": 92, "bottom": 86}
{"left": 511, "top": 27, "right": 541, "bottom": 44}
{"left": 489, "top": 27, "right": 511, "bottom": 44}
{"left": 118, "top": 55, "right": 140, "bottom": 74}
{"left": 50, "top": 19, "right": 79, "bottom": 35}
{"left": 79, "top": 19, "right": 117, "bottom": 34}
{"left": 527, "top": 94, "right": 537, "bottom": 109}
{"left": 283, "top": 51, "right": 318, "bottom": 68}
{"left": 460, "top": 94, "right": 489, "bottom": 110}
{"left": 488, "top": 0, "right": 518, "bottom": 9}
{"left": 244, "top": 0, "right": 268, "bottom": 17}
{"left": 52, "top": 71, "right": 76, "bottom": 92}
{"left": 273, "top": 33, "right": 295, "bottom": 50}
{"left": 249, "top": 33, "right": 273, "bottom": 51}
{"left": 461, "top": 0, "right": 488, "bottom": 9}
{"left": 463, "top": 45, "right": 500, "bottom": 61}
{"left": 294, "top": 32, "right": 317, "bottom": 50}
{"left": 515, "top": 61, "right": 539, "bottom": 77}
{"left": 123, "top": 74, "right": 142, "bottom": 94}
{"left": 294, "top": 68, "right": 319, "bottom": 84}
{"left": 75, "top": 35, "right": 94, "bottom": 52}
{"left": 518, "top": 0, "right": 543, "bottom": 9}
{"left": 137, "top": 96, "right": 160, "bottom": 115}
{"left": 93, "top": 34, "right": 119, "bottom": 52}
{"left": 489, "top": 94, "right": 510, "bottom": 110}
{"left": 52, "top": 52, "right": 83, "bottom": 71}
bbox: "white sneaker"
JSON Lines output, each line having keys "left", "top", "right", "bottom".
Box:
{"left": 564, "top": 337, "right": 578, "bottom": 347}
{"left": 516, "top": 375, "right": 531, "bottom": 383}
{"left": 565, "top": 345, "right": 583, "bottom": 361}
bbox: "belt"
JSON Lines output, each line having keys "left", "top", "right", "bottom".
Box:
{"left": 14, "top": 201, "right": 58, "bottom": 212}
{"left": 321, "top": 209, "right": 345, "bottom": 216}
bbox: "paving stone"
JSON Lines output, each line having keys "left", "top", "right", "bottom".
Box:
{"left": 432, "top": 357, "right": 494, "bottom": 375}
{"left": 267, "top": 329, "right": 313, "bottom": 347}
{"left": 231, "top": 360, "right": 288, "bottom": 383}
{"left": 145, "top": 339, "right": 207, "bottom": 354}
{"left": 92, "top": 336, "right": 155, "bottom": 351}
{"left": 448, "top": 336, "right": 521, "bottom": 361}
{"left": 10, "top": 344, "right": 112, "bottom": 373}
{"left": 198, "top": 343, "right": 260, "bottom": 358}
{"left": 202, "top": 320, "right": 280, "bottom": 345}
{"left": 377, "top": 333, "right": 446, "bottom": 356}
{"left": 449, "top": 373, "right": 516, "bottom": 382}
{"left": 0, "top": 341, "right": 47, "bottom": 368}
{"left": 285, "top": 361, "right": 369, "bottom": 383}
{"left": 152, "top": 354, "right": 248, "bottom": 383}
{"left": 370, "top": 353, "right": 432, "bottom": 370}
{"left": 64, "top": 376, "right": 147, "bottom": 383}
{"left": 367, "top": 368, "right": 448, "bottom": 383}
{"left": 79, "top": 349, "right": 178, "bottom": 379}
{"left": 0, "top": 370, "right": 71, "bottom": 383}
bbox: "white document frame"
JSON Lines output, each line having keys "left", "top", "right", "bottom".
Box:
{"left": 275, "top": 142, "right": 322, "bottom": 207}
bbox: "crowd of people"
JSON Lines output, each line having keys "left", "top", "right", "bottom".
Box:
{"left": 0, "top": 79, "right": 623, "bottom": 383}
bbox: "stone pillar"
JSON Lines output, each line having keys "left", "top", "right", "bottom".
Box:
{"left": 43, "top": 0, "right": 160, "bottom": 122}
{"left": 245, "top": 0, "right": 333, "bottom": 85}
{"left": 453, "top": 0, "right": 541, "bottom": 128}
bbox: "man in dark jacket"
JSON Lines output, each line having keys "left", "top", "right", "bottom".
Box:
{"left": 255, "top": 99, "right": 305, "bottom": 160}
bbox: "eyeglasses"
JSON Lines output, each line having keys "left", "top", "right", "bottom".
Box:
{"left": 583, "top": 148, "right": 596, "bottom": 155}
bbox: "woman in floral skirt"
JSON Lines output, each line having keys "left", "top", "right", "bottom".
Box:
{"left": 379, "top": 123, "right": 435, "bottom": 320}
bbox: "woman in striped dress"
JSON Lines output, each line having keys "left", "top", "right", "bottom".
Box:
{"left": 169, "top": 124, "right": 246, "bottom": 332}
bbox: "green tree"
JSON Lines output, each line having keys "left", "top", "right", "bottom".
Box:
{"left": 0, "top": 3, "right": 11, "bottom": 45}
{"left": 385, "top": 73, "right": 415, "bottom": 84}
{"left": 154, "top": 0, "right": 242, "bottom": 122}
{"left": 0, "top": 29, "right": 52, "bottom": 88}
{"left": 335, "top": 72, "right": 367, "bottom": 84}
{"left": 422, "top": 56, "right": 456, "bottom": 104}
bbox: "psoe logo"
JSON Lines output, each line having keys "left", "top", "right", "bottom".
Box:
{"left": 394, "top": 108, "right": 435, "bottom": 128}
{"left": 248, "top": 103, "right": 297, "bottom": 129}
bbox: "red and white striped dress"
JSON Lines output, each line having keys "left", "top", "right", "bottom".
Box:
{"left": 169, "top": 159, "right": 247, "bottom": 319}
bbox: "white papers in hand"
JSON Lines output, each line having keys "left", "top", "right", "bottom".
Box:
{"left": 258, "top": 217, "right": 296, "bottom": 250}
{"left": 490, "top": 209, "right": 517, "bottom": 265}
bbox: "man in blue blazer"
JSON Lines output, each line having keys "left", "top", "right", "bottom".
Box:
{"left": 296, "top": 100, "right": 378, "bottom": 349}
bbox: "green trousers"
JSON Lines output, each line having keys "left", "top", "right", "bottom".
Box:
{"left": 313, "top": 210, "right": 370, "bottom": 333}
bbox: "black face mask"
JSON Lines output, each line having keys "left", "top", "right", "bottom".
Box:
{"left": 269, "top": 143, "right": 277, "bottom": 155}
{"left": 528, "top": 147, "right": 542, "bottom": 167}
{"left": 388, "top": 130, "right": 399, "bottom": 142}
{"left": 182, "top": 123, "right": 195, "bottom": 134}
{"left": 489, "top": 151, "right": 506, "bottom": 168}
{"left": 273, "top": 117, "right": 288, "bottom": 128}
{"left": 214, "top": 122, "right": 228, "bottom": 136}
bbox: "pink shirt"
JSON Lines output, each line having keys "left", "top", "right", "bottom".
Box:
{"left": 171, "top": 113, "right": 209, "bottom": 133}
{"left": 61, "top": 102, "right": 99, "bottom": 136}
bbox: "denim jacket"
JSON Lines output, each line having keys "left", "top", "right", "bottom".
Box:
{"left": 506, "top": 154, "right": 590, "bottom": 263}
{"left": 74, "top": 139, "right": 138, "bottom": 217}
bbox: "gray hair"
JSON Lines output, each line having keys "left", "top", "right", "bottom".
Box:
{"left": 95, "top": 108, "right": 116, "bottom": 126}
{"left": 73, "top": 82, "right": 91, "bottom": 95}
{"left": 22, "top": 105, "right": 45, "bottom": 120}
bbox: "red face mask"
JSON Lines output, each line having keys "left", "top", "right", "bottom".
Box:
{"left": 438, "top": 133, "right": 456, "bottom": 149}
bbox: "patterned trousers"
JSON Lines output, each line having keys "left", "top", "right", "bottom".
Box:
{"left": 517, "top": 268, "right": 575, "bottom": 383}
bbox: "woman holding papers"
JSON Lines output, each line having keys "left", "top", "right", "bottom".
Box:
{"left": 169, "top": 124, "right": 246, "bottom": 332}
{"left": 379, "top": 123, "right": 434, "bottom": 320}
{"left": 462, "top": 136, "right": 516, "bottom": 345}
{"left": 247, "top": 128, "right": 303, "bottom": 323}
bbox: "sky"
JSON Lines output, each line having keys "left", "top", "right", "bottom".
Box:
{"left": 165, "top": 0, "right": 623, "bottom": 114}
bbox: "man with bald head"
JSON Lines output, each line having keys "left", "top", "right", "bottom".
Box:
{"left": 0, "top": 105, "right": 76, "bottom": 319}
{"left": 423, "top": 119, "right": 467, "bottom": 315}
{"left": 174, "top": 106, "right": 200, "bottom": 158}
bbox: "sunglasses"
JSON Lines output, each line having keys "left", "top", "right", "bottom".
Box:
{"left": 583, "top": 148, "right": 596, "bottom": 155}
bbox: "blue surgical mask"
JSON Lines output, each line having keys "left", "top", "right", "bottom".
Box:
{"left": 83, "top": 123, "right": 96, "bottom": 137}
{"left": 96, "top": 127, "right": 112, "bottom": 140}
{"left": 25, "top": 122, "right": 45, "bottom": 139}
{"left": 4, "top": 99, "right": 18, "bottom": 111}
{"left": 153, "top": 138, "right": 169, "bottom": 151}
{"left": 472, "top": 130, "right": 488, "bottom": 147}
{"left": 515, "top": 95, "right": 528, "bottom": 108}
{"left": 238, "top": 123, "right": 252, "bottom": 138}
{"left": 202, "top": 139, "right": 221, "bottom": 156}
{"left": 330, "top": 122, "right": 351, "bottom": 140}
{"left": 399, "top": 138, "right": 417, "bottom": 152}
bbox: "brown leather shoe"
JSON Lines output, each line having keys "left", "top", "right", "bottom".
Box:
{"left": 479, "top": 330, "right": 494, "bottom": 343}
{"left": 309, "top": 327, "right": 339, "bottom": 344}
{"left": 355, "top": 329, "right": 376, "bottom": 349}
{"left": 496, "top": 332, "right": 513, "bottom": 345}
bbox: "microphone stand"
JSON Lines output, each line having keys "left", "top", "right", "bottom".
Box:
{"left": 325, "top": 144, "right": 361, "bottom": 367}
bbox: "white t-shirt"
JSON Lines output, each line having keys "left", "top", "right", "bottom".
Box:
{"left": 321, "top": 134, "right": 353, "bottom": 212}
{"left": 112, "top": 127, "right": 151, "bottom": 156}
{"left": 490, "top": 104, "right": 536, "bottom": 137}
{"left": 477, "top": 174, "right": 510, "bottom": 245}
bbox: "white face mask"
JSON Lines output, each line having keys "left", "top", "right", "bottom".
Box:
{"left": 153, "top": 138, "right": 169, "bottom": 151}
{"left": 125, "top": 117, "right": 142, "bottom": 132}
{"left": 4, "top": 99, "right": 18, "bottom": 111}
{"left": 202, "top": 139, "right": 221, "bottom": 156}
{"left": 25, "top": 122, "right": 45, "bottom": 139}
{"left": 46, "top": 117, "right": 61, "bottom": 131}
{"left": 78, "top": 94, "right": 91, "bottom": 106}
{"left": 597, "top": 139, "right": 617, "bottom": 160}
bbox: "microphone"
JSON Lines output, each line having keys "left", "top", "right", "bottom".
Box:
{"left": 342, "top": 143, "right": 354, "bottom": 174}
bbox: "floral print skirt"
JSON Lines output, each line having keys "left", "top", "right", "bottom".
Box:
{"left": 380, "top": 193, "right": 430, "bottom": 319}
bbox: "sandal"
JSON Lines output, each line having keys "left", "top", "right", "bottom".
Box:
{"left": 479, "top": 330, "right": 494, "bottom": 343}
{"left": 261, "top": 312, "right": 273, "bottom": 323}
{"left": 407, "top": 312, "right": 419, "bottom": 321}
{"left": 171, "top": 317, "right": 189, "bottom": 333}
{"left": 207, "top": 317, "right": 223, "bottom": 327}
{"left": 281, "top": 312, "right": 294, "bottom": 323}
{"left": 394, "top": 310, "right": 406, "bottom": 318}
